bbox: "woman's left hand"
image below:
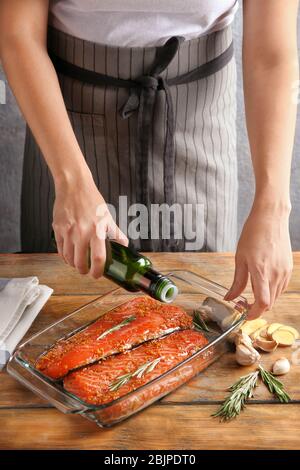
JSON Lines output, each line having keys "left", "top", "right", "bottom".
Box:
{"left": 224, "top": 203, "right": 293, "bottom": 319}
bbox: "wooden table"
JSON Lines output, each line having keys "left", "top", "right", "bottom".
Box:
{"left": 1, "top": 253, "right": 300, "bottom": 450}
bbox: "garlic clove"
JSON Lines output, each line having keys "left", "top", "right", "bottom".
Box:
{"left": 253, "top": 336, "right": 278, "bottom": 352}
{"left": 235, "top": 343, "right": 261, "bottom": 366}
{"left": 235, "top": 331, "right": 253, "bottom": 348}
{"left": 227, "top": 330, "right": 240, "bottom": 344}
{"left": 272, "top": 357, "right": 290, "bottom": 376}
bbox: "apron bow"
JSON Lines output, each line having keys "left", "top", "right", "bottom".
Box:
{"left": 119, "top": 75, "right": 165, "bottom": 119}
{"left": 119, "top": 38, "right": 183, "bottom": 250}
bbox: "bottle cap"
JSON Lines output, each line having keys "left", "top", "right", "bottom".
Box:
{"left": 153, "top": 277, "right": 178, "bottom": 303}
{"left": 159, "top": 282, "right": 178, "bottom": 303}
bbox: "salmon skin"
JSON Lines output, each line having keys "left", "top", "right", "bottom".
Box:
{"left": 63, "top": 329, "right": 208, "bottom": 406}
{"left": 35, "top": 297, "right": 193, "bottom": 379}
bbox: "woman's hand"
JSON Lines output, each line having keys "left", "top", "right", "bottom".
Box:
{"left": 224, "top": 202, "right": 293, "bottom": 319}
{"left": 240, "top": 1, "right": 298, "bottom": 318}
{"left": 52, "top": 171, "right": 128, "bottom": 279}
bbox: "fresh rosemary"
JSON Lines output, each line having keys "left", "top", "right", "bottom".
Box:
{"left": 193, "top": 309, "right": 211, "bottom": 333}
{"left": 97, "top": 315, "right": 136, "bottom": 340}
{"left": 109, "top": 357, "right": 161, "bottom": 392}
{"left": 212, "top": 370, "right": 260, "bottom": 422}
{"left": 259, "top": 365, "right": 291, "bottom": 403}
{"left": 213, "top": 365, "right": 291, "bottom": 421}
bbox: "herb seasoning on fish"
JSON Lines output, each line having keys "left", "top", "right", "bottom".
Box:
{"left": 109, "top": 357, "right": 161, "bottom": 391}
{"left": 35, "top": 297, "right": 193, "bottom": 379}
{"left": 97, "top": 315, "right": 136, "bottom": 340}
{"left": 63, "top": 329, "right": 209, "bottom": 405}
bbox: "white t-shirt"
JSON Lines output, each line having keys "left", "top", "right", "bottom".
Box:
{"left": 49, "top": 0, "right": 238, "bottom": 47}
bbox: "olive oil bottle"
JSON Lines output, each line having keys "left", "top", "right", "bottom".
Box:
{"left": 51, "top": 233, "right": 178, "bottom": 303}
{"left": 105, "top": 240, "right": 178, "bottom": 303}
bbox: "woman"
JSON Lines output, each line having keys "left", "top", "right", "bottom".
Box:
{"left": 0, "top": 1, "right": 298, "bottom": 319}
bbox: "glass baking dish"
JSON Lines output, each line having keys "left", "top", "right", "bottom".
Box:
{"left": 7, "top": 270, "right": 248, "bottom": 427}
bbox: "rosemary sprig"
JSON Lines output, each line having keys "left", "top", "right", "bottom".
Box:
{"left": 193, "top": 309, "right": 211, "bottom": 333}
{"left": 109, "top": 357, "right": 161, "bottom": 392}
{"left": 259, "top": 365, "right": 291, "bottom": 403}
{"left": 213, "top": 365, "right": 291, "bottom": 422}
{"left": 97, "top": 315, "right": 136, "bottom": 340}
{"left": 212, "top": 370, "right": 259, "bottom": 421}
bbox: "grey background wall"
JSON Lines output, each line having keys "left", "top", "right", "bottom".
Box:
{"left": 0, "top": 6, "right": 299, "bottom": 253}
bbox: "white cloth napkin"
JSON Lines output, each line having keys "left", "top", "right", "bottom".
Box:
{"left": 0, "top": 277, "right": 53, "bottom": 369}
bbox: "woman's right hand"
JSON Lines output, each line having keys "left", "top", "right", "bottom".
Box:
{"left": 52, "top": 171, "right": 128, "bottom": 279}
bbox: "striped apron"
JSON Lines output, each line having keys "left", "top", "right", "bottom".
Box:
{"left": 21, "top": 25, "right": 237, "bottom": 253}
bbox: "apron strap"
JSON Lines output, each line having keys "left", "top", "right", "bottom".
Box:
{"left": 119, "top": 37, "right": 182, "bottom": 250}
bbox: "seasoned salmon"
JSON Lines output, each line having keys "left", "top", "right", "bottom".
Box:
{"left": 63, "top": 329, "right": 209, "bottom": 406}
{"left": 35, "top": 297, "right": 193, "bottom": 379}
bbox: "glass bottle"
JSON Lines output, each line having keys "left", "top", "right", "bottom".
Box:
{"left": 105, "top": 240, "right": 178, "bottom": 303}
{"left": 51, "top": 233, "right": 178, "bottom": 303}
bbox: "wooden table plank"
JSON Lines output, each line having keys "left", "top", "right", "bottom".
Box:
{"left": 1, "top": 253, "right": 300, "bottom": 295}
{"left": 1, "top": 405, "right": 300, "bottom": 450}
{"left": 0, "top": 254, "right": 115, "bottom": 295}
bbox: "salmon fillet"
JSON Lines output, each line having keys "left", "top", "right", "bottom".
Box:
{"left": 35, "top": 297, "right": 193, "bottom": 379}
{"left": 63, "top": 329, "right": 209, "bottom": 406}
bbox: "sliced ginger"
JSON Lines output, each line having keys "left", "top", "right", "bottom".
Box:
{"left": 240, "top": 319, "right": 267, "bottom": 337}
{"left": 250, "top": 326, "right": 268, "bottom": 340}
{"left": 267, "top": 323, "right": 284, "bottom": 337}
{"left": 267, "top": 323, "right": 299, "bottom": 346}
{"left": 239, "top": 320, "right": 299, "bottom": 350}
{"left": 271, "top": 329, "right": 295, "bottom": 347}
{"left": 277, "top": 325, "right": 299, "bottom": 340}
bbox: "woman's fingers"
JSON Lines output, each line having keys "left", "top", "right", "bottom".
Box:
{"left": 269, "top": 271, "right": 282, "bottom": 309}
{"left": 269, "top": 267, "right": 290, "bottom": 309}
{"left": 62, "top": 236, "right": 75, "bottom": 267}
{"left": 74, "top": 238, "right": 89, "bottom": 274}
{"left": 270, "top": 267, "right": 292, "bottom": 309}
{"left": 226, "top": 262, "right": 290, "bottom": 318}
{"left": 248, "top": 272, "right": 271, "bottom": 319}
{"left": 249, "top": 268, "right": 290, "bottom": 318}
{"left": 54, "top": 231, "right": 64, "bottom": 258}
{"left": 274, "top": 278, "right": 285, "bottom": 302}
{"left": 281, "top": 273, "right": 291, "bottom": 294}
{"left": 107, "top": 222, "right": 129, "bottom": 247}
{"left": 58, "top": 219, "right": 123, "bottom": 279}
{"left": 52, "top": 184, "right": 127, "bottom": 278}
{"left": 275, "top": 271, "right": 291, "bottom": 298}
{"left": 89, "top": 235, "right": 106, "bottom": 279}
{"left": 82, "top": 219, "right": 127, "bottom": 279}
{"left": 224, "top": 258, "right": 248, "bottom": 301}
